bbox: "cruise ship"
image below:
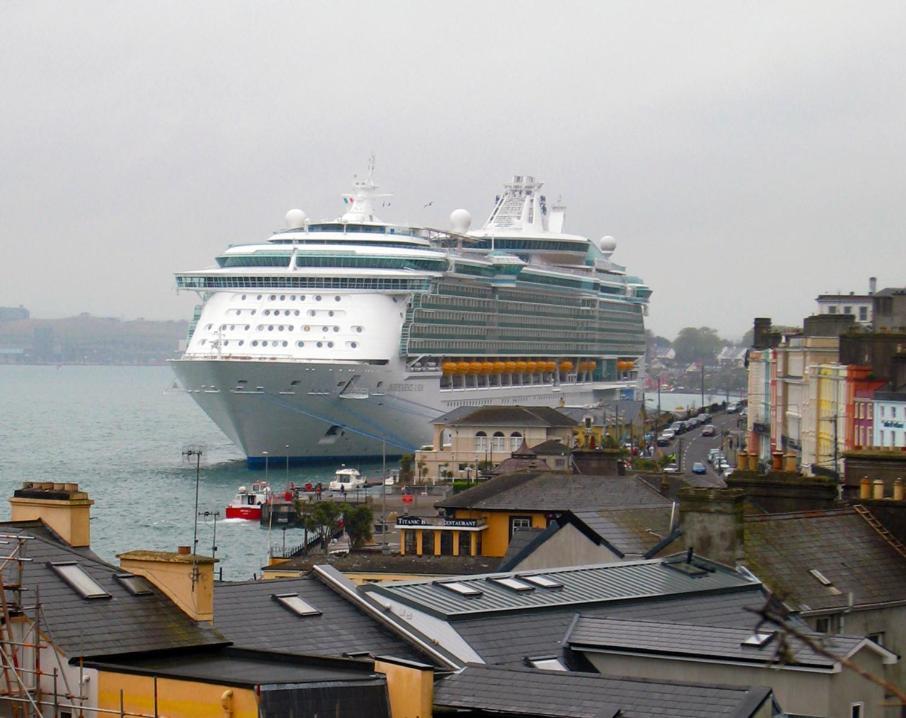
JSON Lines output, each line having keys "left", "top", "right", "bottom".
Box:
{"left": 172, "top": 173, "right": 651, "bottom": 464}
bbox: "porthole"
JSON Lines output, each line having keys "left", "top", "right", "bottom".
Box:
{"left": 334, "top": 296, "right": 341, "bottom": 302}
{"left": 200, "top": 339, "right": 206, "bottom": 345}
{"left": 290, "top": 296, "right": 296, "bottom": 301}
{"left": 308, "top": 310, "right": 316, "bottom": 316}
{"left": 245, "top": 325, "right": 250, "bottom": 330}
{"left": 333, "top": 326, "right": 339, "bottom": 333}
{"left": 322, "top": 326, "right": 328, "bottom": 332}
{"left": 355, "top": 326, "right": 363, "bottom": 333}
{"left": 289, "top": 325, "right": 294, "bottom": 331}
{"left": 282, "top": 341, "right": 288, "bottom": 347}
{"left": 270, "top": 295, "right": 276, "bottom": 301}
{"left": 317, "top": 341, "right": 323, "bottom": 348}
{"left": 296, "top": 341, "right": 304, "bottom": 347}
{"left": 251, "top": 310, "right": 257, "bottom": 315}
{"left": 351, "top": 342, "right": 357, "bottom": 348}
{"left": 257, "top": 294, "right": 262, "bottom": 300}
{"left": 252, "top": 340, "right": 259, "bottom": 347}
{"left": 280, "top": 295, "right": 285, "bottom": 301}
{"left": 279, "top": 325, "right": 284, "bottom": 331}
{"left": 328, "top": 310, "right": 334, "bottom": 317}
{"left": 269, "top": 325, "right": 274, "bottom": 331}
{"left": 327, "top": 341, "right": 334, "bottom": 348}
{"left": 206, "top": 324, "right": 212, "bottom": 330}
{"left": 264, "top": 309, "right": 270, "bottom": 316}
{"left": 315, "top": 295, "right": 322, "bottom": 302}
{"left": 294, "top": 310, "right": 300, "bottom": 316}
{"left": 304, "top": 326, "right": 310, "bottom": 332}
{"left": 224, "top": 340, "right": 229, "bottom": 346}
{"left": 241, "top": 294, "right": 247, "bottom": 300}
{"left": 239, "top": 340, "right": 244, "bottom": 346}
{"left": 300, "top": 295, "right": 306, "bottom": 301}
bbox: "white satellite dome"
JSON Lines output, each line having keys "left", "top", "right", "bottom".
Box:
{"left": 285, "top": 208, "right": 307, "bottom": 229}
{"left": 450, "top": 208, "right": 472, "bottom": 233}
{"left": 598, "top": 235, "right": 617, "bottom": 254}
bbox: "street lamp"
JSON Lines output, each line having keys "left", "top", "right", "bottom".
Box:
{"left": 182, "top": 446, "right": 203, "bottom": 590}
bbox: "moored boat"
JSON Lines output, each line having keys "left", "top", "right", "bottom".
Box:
{"left": 225, "top": 481, "right": 272, "bottom": 520}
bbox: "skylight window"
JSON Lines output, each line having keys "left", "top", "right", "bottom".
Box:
{"left": 741, "top": 632, "right": 774, "bottom": 647}
{"left": 273, "top": 593, "right": 321, "bottom": 616}
{"left": 809, "top": 569, "right": 833, "bottom": 586}
{"left": 528, "top": 656, "right": 567, "bottom": 671}
{"left": 520, "top": 574, "right": 563, "bottom": 589}
{"left": 49, "top": 562, "right": 110, "bottom": 600}
{"left": 115, "top": 573, "right": 153, "bottom": 596}
{"left": 435, "top": 581, "right": 483, "bottom": 597}
{"left": 489, "top": 577, "right": 534, "bottom": 592}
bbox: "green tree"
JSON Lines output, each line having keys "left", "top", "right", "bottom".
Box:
{"left": 341, "top": 503, "right": 374, "bottom": 548}
{"left": 299, "top": 500, "right": 342, "bottom": 550}
{"left": 673, "top": 327, "right": 724, "bottom": 364}
{"left": 741, "top": 328, "right": 754, "bottom": 347}
{"left": 398, "top": 453, "right": 414, "bottom": 483}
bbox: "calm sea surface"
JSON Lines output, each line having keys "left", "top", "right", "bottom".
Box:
{"left": 0, "top": 365, "right": 383, "bottom": 580}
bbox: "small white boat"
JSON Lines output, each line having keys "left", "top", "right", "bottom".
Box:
{"left": 328, "top": 467, "right": 365, "bottom": 492}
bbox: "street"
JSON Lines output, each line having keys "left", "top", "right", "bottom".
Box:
{"left": 657, "top": 412, "right": 745, "bottom": 487}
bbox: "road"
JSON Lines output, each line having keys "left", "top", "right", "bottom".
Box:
{"left": 659, "top": 412, "right": 746, "bottom": 487}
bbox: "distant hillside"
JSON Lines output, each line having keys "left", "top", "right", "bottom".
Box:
{"left": 0, "top": 314, "right": 189, "bottom": 365}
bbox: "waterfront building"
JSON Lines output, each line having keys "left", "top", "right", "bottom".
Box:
{"left": 872, "top": 286, "right": 906, "bottom": 332}
{"left": 415, "top": 405, "right": 577, "bottom": 481}
{"left": 873, "top": 391, "right": 906, "bottom": 448}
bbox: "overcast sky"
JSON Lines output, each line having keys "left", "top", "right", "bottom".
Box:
{"left": 2, "top": 1, "right": 904, "bottom": 340}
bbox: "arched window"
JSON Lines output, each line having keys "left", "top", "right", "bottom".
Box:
{"left": 474, "top": 431, "right": 488, "bottom": 451}
{"left": 510, "top": 432, "right": 523, "bottom": 451}
{"left": 492, "top": 432, "right": 506, "bottom": 452}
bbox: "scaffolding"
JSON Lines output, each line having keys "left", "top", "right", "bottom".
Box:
{"left": 0, "top": 534, "right": 170, "bottom": 718}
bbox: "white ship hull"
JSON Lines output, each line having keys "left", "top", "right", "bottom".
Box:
{"left": 171, "top": 358, "right": 635, "bottom": 464}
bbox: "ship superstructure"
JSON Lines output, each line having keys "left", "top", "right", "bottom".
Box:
{"left": 172, "top": 173, "right": 651, "bottom": 464}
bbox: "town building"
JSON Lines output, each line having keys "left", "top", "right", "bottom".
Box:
{"left": 415, "top": 406, "right": 577, "bottom": 481}
{"left": 872, "top": 286, "right": 906, "bottom": 332}
{"left": 873, "top": 391, "right": 906, "bottom": 448}
{"left": 815, "top": 277, "right": 877, "bottom": 327}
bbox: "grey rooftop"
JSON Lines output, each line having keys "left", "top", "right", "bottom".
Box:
{"left": 363, "top": 556, "right": 759, "bottom": 619}
{"left": 433, "top": 664, "right": 774, "bottom": 718}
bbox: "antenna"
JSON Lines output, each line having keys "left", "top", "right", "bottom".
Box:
{"left": 182, "top": 445, "right": 205, "bottom": 589}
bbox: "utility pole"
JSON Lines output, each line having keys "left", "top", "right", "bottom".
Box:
{"left": 656, "top": 376, "right": 662, "bottom": 434}
{"left": 700, "top": 361, "right": 705, "bottom": 412}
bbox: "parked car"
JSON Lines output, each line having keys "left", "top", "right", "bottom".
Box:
{"left": 662, "top": 463, "right": 680, "bottom": 474}
{"left": 707, "top": 449, "right": 721, "bottom": 464}
{"left": 691, "top": 462, "right": 707, "bottom": 475}
{"left": 727, "top": 403, "right": 739, "bottom": 414}
{"left": 723, "top": 467, "right": 735, "bottom": 478}
{"left": 702, "top": 425, "right": 716, "bottom": 437}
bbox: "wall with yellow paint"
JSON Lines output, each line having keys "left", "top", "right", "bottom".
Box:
{"left": 453, "top": 509, "right": 548, "bottom": 557}
{"left": 97, "top": 670, "right": 259, "bottom": 718}
{"left": 374, "top": 659, "right": 433, "bottom": 718}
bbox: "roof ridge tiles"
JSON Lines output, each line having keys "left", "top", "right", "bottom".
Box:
{"left": 744, "top": 508, "right": 856, "bottom": 522}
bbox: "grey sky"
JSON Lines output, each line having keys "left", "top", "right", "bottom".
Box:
{"left": 2, "top": 1, "right": 904, "bottom": 340}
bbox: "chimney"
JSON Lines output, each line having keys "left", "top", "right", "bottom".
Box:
{"left": 117, "top": 549, "right": 216, "bottom": 622}
{"left": 752, "top": 318, "right": 772, "bottom": 349}
{"left": 869, "top": 276, "right": 877, "bottom": 295}
{"left": 9, "top": 482, "right": 93, "bottom": 547}
{"left": 678, "top": 488, "right": 745, "bottom": 566}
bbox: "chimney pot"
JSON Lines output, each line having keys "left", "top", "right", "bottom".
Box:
{"left": 872, "top": 479, "right": 885, "bottom": 500}
{"left": 860, "top": 477, "right": 871, "bottom": 500}
{"left": 894, "top": 478, "right": 904, "bottom": 502}
{"left": 177, "top": 545, "right": 191, "bottom": 555}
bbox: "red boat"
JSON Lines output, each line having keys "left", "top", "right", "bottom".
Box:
{"left": 225, "top": 481, "right": 272, "bottom": 520}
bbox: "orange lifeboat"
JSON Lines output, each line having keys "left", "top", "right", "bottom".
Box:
{"left": 458, "top": 362, "right": 474, "bottom": 375}
{"left": 559, "top": 360, "right": 574, "bottom": 372}
{"left": 515, "top": 361, "right": 528, "bottom": 373}
{"left": 442, "top": 361, "right": 458, "bottom": 375}
{"left": 504, "top": 361, "right": 517, "bottom": 373}
{"left": 526, "top": 361, "right": 539, "bottom": 373}
{"left": 481, "top": 361, "right": 495, "bottom": 374}
{"left": 493, "top": 361, "right": 507, "bottom": 374}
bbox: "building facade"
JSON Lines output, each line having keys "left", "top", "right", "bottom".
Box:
{"left": 873, "top": 391, "right": 906, "bottom": 448}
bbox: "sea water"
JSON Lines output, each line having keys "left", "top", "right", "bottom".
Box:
{"left": 0, "top": 365, "right": 383, "bottom": 580}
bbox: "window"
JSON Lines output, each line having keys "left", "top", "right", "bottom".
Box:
{"left": 520, "top": 574, "right": 563, "bottom": 589}
{"left": 859, "top": 306, "right": 868, "bottom": 321}
{"left": 492, "top": 432, "right": 506, "bottom": 451}
{"left": 273, "top": 593, "right": 321, "bottom": 616}
{"left": 115, "top": 573, "right": 153, "bottom": 596}
{"left": 509, "top": 515, "right": 533, "bottom": 538}
{"left": 510, "top": 432, "right": 523, "bottom": 451}
{"left": 435, "top": 581, "right": 482, "bottom": 597}
{"left": 528, "top": 657, "right": 567, "bottom": 671}
{"left": 474, "top": 432, "right": 488, "bottom": 451}
{"left": 867, "top": 632, "right": 885, "bottom": 647}
{"left": 49, "top": 562, "right": 110, "bottom": 599}
{"left": 489, "top": 577, "right": 534, "bottom": 592}
{"left": 844, "top": 305, "right": 852, "bottom": 315}
{"left": 850, "top": 703, "right": 863, "bottom": 718}
{"left": 828, "top": 305, "right": 838, "bottom": 314}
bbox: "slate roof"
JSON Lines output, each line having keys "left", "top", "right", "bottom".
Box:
{"left": 363, "top": 556, "right": 759, "bottom": 619}
{"left": 742, "top": 508, "right": 906, "bottom": 612}
{"left": 451, "top": 585, "right": 771, "bottom": 666}
{"left": 0, "top": 521, "right": 225, "bottom": 658}
{"left": 572, "top": 507, "right": 678, "bottom": 558}
{"left": 433, "top": 664, "right": 773, "bottom": 718}
{"left": 530, "top": 439, "right": 572, "bottom": 456}
{"left": 214, "top": 575, "right": 426, "bottom": 661}
{"left": 437, "top": 472, "right": 671, "bottom": 512}
{"left": 566, "top": 616, "right": 891, "bottom": 669}
{"left": 434, "top": 405, "right": 577, "bottom": 428}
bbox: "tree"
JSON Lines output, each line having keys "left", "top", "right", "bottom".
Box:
{"left": 673, "top": 327, "right": 724, "bottom": 364}
{"left": 740, "top": 328, "right": 754, "bottom": 347}
{"left": 299, "top": 500, "right": 342, "bottom": 550}
{"left": 398, "top": 453, "right": 414, "bottom": 483}
{"left": 341, "top": 503, "right": 374, "bottom": 548}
